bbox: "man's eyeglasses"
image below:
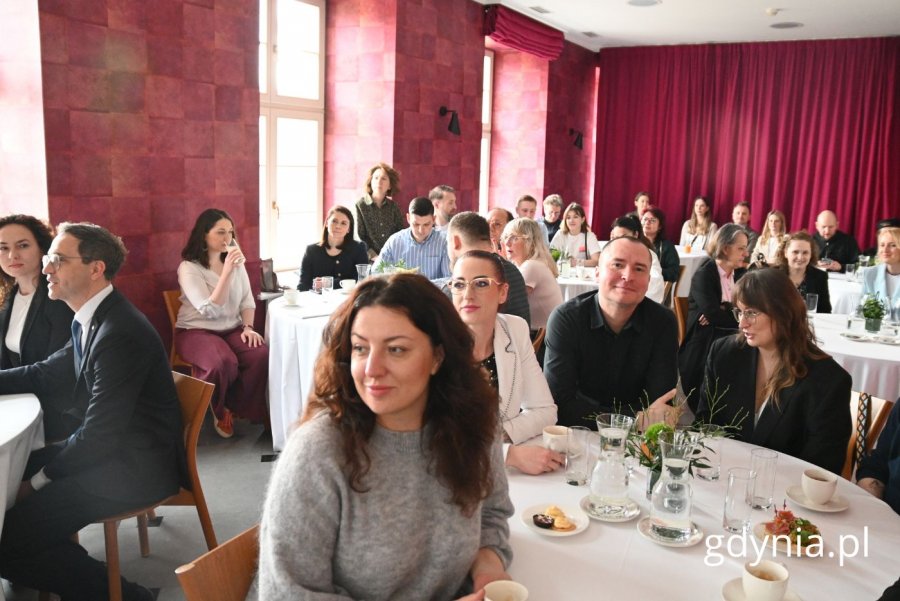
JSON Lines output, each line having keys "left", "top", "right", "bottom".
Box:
{"left": 42, "top": 253, "right": 89, "bottom": 270}
{"left": 449, "top": 277, "right": 503, "bottom": 295}
{"left": 731, "top": 308, "right": 762, "bottom": 324}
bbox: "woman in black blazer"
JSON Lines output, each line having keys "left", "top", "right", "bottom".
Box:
{"left": 776, "top": 230, "right": 832, "bottom": 313}
{"left": 678, "top": 224, "right": 748, "bottom": 405}
{"left": 697, "top": 269, "right": 851, "bottom": 474}
{"left": 299, "top": 205, "right": 369, "bottom": 291}
{"left": 0, "top": 215, "right": 75, "bottom": 439}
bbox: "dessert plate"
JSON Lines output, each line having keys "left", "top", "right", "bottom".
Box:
{"left": 721, "top": 578, "right": 802, "bottom": 600}
{"left": 521, "top": 504, "right": 589, "bottom": 537}
{"left": 580, "top": 496, "right": 641, "bottom": 523}
{"left": 752, "top": 522, "right": 823, "bottom": 557}
{"left": 636, "top": 517, "right": 703, "bottom": 547}
{"left": 785, "top": 485, "right": 849, "bottom": 513}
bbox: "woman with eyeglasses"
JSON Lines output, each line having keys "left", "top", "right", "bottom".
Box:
{"left": 256, "top": 274, "right": 513, "bottom": 600}
{"left": 175, "top": 209, "right": 268, "bottom": 438}
{"left": 298, "top": 206, "right": 368, "bottom": 291}
{"left": 501, "top": 218, "right": 563, "bottom": 329}
{"left": 0, "top": 215, "right": 75, "bottom": 440}
{"left": 450, "top": 250, "right": 560, "bottom": 475}
{"left": 640, "top": 206, "right": 680, "bottom": 283}
{"left": 775, "top": 230, "right": 831, "bottom": 313}
{"left": 549, "top": 203, "right": 601, "bottom": 267}
{"left": 697, "top": 269, "right": 851, "bottom": 473}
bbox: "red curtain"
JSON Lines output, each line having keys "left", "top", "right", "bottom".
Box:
{"left": 591, "top": 38, "right": 900, "bottom": 248}
{"left": 483, "top": 5, "right": 564, "bottom": 61}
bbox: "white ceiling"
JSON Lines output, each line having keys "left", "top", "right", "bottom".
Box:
{"left": 474, "top": 0, "right": 900, "bottom": 52}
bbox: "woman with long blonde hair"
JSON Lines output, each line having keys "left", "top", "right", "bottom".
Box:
{"left": 752, "top": 209, "right": 788, "bottom": 265}
{"left": 679, "top": 196, "right": 718, "bottom": 252}
{"left": 502, "top": 218, "right": 562, "bottom": 329}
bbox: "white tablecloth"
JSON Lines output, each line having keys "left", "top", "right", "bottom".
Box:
{"left": 828, "top": 273, "right": 863, "bottom": 314}
{"left": 266, "top": 292, "right": 350, "bottom": 451}
{"left": 675, "top": 245, "right": 708, "bottom": 298}
{"left": 0, "top": 394, "right": 43, "bottom": 601}
{"left": 557, "top": 276, "right": 597, "bottom": 302}
{"left": 506, "top": 438, "right": 900, "bottom": 600}
{"left": 812, "top": 313, "right": 899, "bottom": 401}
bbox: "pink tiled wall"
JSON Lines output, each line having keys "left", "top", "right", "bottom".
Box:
{"left": 38, "top": 0, "right": 260, "bottom": 342}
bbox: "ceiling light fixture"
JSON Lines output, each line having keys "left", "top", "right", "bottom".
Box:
{"left": 529, "top": 5, "right": 551, "bottom": 14}
{"left": 627, "top": 0, "right": 661, "bottom": 6}
{"left": 770, "top": 21, "right": 804, "bottom": 29}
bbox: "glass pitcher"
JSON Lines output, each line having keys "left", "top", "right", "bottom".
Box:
{"left": 649, "top": 430, "right": 697, "bottom": 542}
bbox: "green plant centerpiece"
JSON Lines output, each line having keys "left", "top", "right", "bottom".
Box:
{"left": 373, "top": 258, "right": 418, "bottom": 275}
{"left": 861, "top": 294, "right": 886, "bottom": 332}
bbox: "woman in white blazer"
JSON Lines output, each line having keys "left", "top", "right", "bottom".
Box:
{"left": 450, "top": 250, "right": 562, "bottom": 474}
{"left": 862, "top": 227, "right": 900, "bottom": 312}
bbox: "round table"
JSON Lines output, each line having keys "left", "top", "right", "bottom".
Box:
{"left": 506, "top": 437, "right": 900, "bottom": 600}
{"left": 811, "top": 313, "right": 899, "bottom": 400}
{"left": 828, "top": 273, "right": 863, "bottom": 314}
{"left": 557, "top": 276, "right": 597, "bottom": 302}
{"left": 265, "top": 291, "right": 351, "bottom": 451}
{"left": 675, "top": 246, "right": 708, "bottom": 298}
{"left": 0, "top": 394, "right": 44, "bottom": 601}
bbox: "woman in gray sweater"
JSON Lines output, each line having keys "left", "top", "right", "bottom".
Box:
{"left": 256, "top": 274, "right": 514, "bottom": 600}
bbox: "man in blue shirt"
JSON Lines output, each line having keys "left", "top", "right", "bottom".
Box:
{"left": 378, "top": 196, "right": 451, "bottom": 280}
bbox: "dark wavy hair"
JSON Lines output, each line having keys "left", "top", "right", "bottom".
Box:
{"left": 0, "top": 215, "right": 55, "bottom": 304}
{"left": 364, "top": 162, "right": 400, "bottom": 198}
{"left": 320, "top": 205, "right": 357, "bottom": 249}
{"left": 732, "top": 269, "right": 828, "bottom": 407}
{"left": 305, "top": 274, "right": 499, "bottom": 516}
{"left": 455, "top": 249, "right": 507, "bottom": 283}
{"left": 642, "top": 206, "right": 667, "bottom": 241}
{"left": 181, "top": 209, "right": 235, "bottom": 268}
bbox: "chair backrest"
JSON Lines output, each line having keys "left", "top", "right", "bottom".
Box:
{"left": 531, "top": 327, "right": 546, "bottom": 353}
{"left": 173, "top": 371, "right": 215, "bottom": 451}
{"left": 662, "top": 281, "right": 674, "bottom": 308}
{"left": 175, "top": 524, "right": 259, "bottom": 601}
{"left": 163, "top": 290, "right": 191, "bottom": 368}
{"left": 842, "top": 391, "right": 894, "bottom": 480}
{"left": 674, "top": 296, "right": 689, "bottom": 345}
{"left": 672, "top": 265, "right": 686, "bottom": 300}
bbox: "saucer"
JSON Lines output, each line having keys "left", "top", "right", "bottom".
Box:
{"left": 636, "top": 517, "right": 703, "bottom": 547}
{"left": 580, "top": 496, "right": 641, "bottom": 523}
{"left": 785, "top": 485, "right": 849, "bottom": 512}
{"left": 721, "top": 577, "right": 802, "bottom": 600}
{"left": 840, "top": 332, "right": 871, "bottom": 342}
{"left": 872, "top": 335, "right": 900, "bottom": 346}
{"left": 521, "top": 504, "right": 589, "bottom": 537}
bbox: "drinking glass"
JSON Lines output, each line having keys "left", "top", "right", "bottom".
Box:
{"left": 596, "top": 413, "right": 634, "bottom": 455}
{"left": 320, "top": 276, "right": 334, "bottom": 294}
{"left": 750, "top": 448, "right": 778, "bottom": 509}
{"left": 805, "top": 293, "right": 818, "bottom": 314}
{"left": 695, "top": 424, "right": 724, "bottom": 481}
{"left": 564, "top": 426, "right": 591, "bottom": 486}
{"left": 723, "top": 467, "right": 756, "bottom": 533}
{"left": 575, "top": 258, "right": 585, "bottom": 279}
{"left": 356, "top": 264, "right": 371, "bottom": 282}
{"left": 227, "top": 239, "right": 244, "bottom": 265}
{"left": 845, "top": 263, "right": 857, "bottom": 278}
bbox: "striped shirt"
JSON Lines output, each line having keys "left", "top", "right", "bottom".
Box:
{"left": 378, "top": 228, "right": 450, "bottom": 280}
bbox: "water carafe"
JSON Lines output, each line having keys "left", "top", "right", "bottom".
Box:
{"left": 649, "top": 430, "right": 696, "bottom": 542}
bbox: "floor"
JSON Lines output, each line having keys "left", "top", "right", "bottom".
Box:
{"left": 1, "top": 417, "right": 276, "bottom": 601}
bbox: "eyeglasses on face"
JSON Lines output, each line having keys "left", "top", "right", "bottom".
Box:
{"left": 448, "top": 277, "right": 503, "bottom": 295}
{"left": 731, "top": 308, "right": 763, "bottom": 324}
{"left": 641, "top": 218, "right": 659, "bottom": 225}
{"left": 41, "top": 253, "right": 89, "bottom": 271}
{"left": 501, "top": 234, "right": 528, "bottom": 244}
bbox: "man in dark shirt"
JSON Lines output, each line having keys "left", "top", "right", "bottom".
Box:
{"left": 446, "top": 212, "right": 531, "bottom": 328}
{"left": 544, "top": 236, "right": 679, "bottom": 427}
{"left": 813, "top": 210, "right": 860, "bottom": 272}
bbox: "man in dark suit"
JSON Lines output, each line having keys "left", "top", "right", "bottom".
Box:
{"left": 0, "top": 223, "right": 186, "bottom": 601}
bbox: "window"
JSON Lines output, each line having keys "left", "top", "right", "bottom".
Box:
{"left": 259, "top": 0, "right": 325, "bottom": 270}
{"left": 478, "top": 51, "right": 494, "bottom": 214}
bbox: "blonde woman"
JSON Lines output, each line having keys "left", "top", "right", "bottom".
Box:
{"left": 502, "top": 218, "right": 562, "bottom": 329}
{"left": 752, "top": 210, "right": 788, "bottom": 265}
{"left": 679, "top": 196, "right": 718, "bottom": 252}
{"left": 549, "top": 203, "right": 602, "bottom": 267}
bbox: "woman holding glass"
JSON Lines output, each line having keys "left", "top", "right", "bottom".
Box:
{"left": 679, "top": 196, "right": 718, "bottom": 252}
{"left": 256, "top": 274, "right": 513, "bottom": 600}
{"left": 450, "top": 250, "right": 561, "bottom": 475}
{"left": 752, "top": 210, "right": 788, "bottom": 265}
{"left": 354, "top": 162, "right": 405, "bottom": 261}
{"left": 776, "top": 230, "right": 831, "bottom": 313}
{"left": 697, "top": 269, "right": 851, "bottom": 473}
{"left": 640, "top": 207, "right": 680, "bottom": 283}
{"left": 175, "top": 209, "right": 268, "bottom": 438}
{"left": 299, "top": 206, "right": 368, "bottom": 291}
{"left": 549, "top": 203, "right": 602, "bottom": 267}
{"left": 0, "top": 215, "right": 75, "bottom": 440}
{"left": 862, "top": 226, "right": 900, "bottom": 312}
{"left": 502, "top": 218, "right": 562, "bottom": 329}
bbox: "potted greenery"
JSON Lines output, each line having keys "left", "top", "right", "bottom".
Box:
{"left": 862, "top": 294, "right": 886, "bottom": 332}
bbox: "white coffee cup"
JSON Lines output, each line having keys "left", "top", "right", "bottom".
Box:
{"left": 801, "top": 468, "right": 838, "bottom": 505}
{"left": 283, "top": 289, "right": 300, "bottom": 305}
{"left": 484, "top": 580, "right": 528, "bottom": 601}
{"left": 742, "top": 560, "right": 788, "bottom": 601}
{"left": 340, "top": 279, "right": 356, "bottom": 290}
{"left": 542, "top": 425, "right": 569, "bottom": 453}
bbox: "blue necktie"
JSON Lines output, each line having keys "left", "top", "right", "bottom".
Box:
{"left": 71, "top": 320, "right": 83, "bottom": 369}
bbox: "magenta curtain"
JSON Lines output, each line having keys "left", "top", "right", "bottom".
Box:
{"left": 591, "top": 38, "right": 900, "bottom": 248}
{"left": 483, "top": 5, "right": 564, "bottom": 61}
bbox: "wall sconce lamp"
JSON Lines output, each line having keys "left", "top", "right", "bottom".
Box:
{"left": 440, "top": 106, "right": 461, "bottom": 136}
{"left": 569, "top": 128, "right": 584, "bottom": 150}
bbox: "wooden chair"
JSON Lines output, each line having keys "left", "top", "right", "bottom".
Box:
{"left": 673, "top": 296, "right": 689, "bottom": 345}
{"left": 531, "top": 327, "right": 546, "bottom": 353}
{"left": 91, "top": 372, "right": 218, "bottom": 601}
{"left": 842, "top": 391, "right": 894, "bottom": 480}
{"left": 163, "top": 290, "right": 193, "bottom": 371}
{"left": 176, "top": 525, "right": 259, "bottom": 601}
